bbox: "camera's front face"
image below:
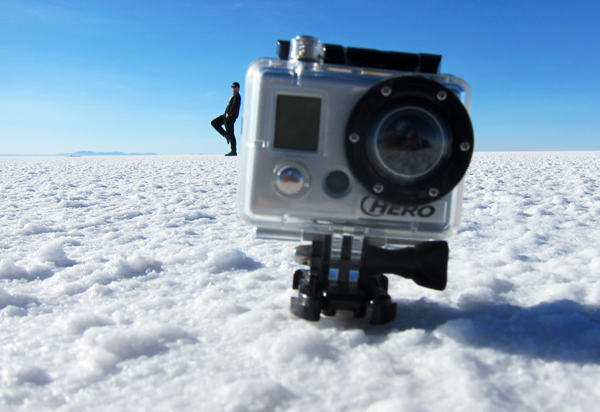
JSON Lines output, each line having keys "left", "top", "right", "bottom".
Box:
{"left": 238, "top": 54, "right": 473, "bottom": 243}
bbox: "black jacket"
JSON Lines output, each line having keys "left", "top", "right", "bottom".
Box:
{"left": 225, "top": 93, "right": 241, "bottom": 119}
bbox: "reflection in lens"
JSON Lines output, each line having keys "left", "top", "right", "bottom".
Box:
{"left": 369, "top": 106, "right": 451, "bottom": 184}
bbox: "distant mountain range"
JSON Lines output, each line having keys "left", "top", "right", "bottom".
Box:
{"left": 58, "top": 151, "right": 158, "bottom": 156}
{"left": 0, "top": 151, "right": 159, "bottom": 157}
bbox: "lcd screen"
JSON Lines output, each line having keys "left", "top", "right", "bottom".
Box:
{"left": 274, "top": 95, "right": 321, "bottom": 152}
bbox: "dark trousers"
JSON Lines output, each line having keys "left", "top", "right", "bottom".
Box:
{"left": 211, "top": 115, "right": 236, "bottom": 153}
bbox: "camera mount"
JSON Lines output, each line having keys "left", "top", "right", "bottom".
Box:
{"left": 290, "top": 234, "right": 448, "bottom": 325}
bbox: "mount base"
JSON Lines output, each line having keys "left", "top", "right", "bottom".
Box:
{"left": 290, "top": 234, "right": 448, "bottom": 325}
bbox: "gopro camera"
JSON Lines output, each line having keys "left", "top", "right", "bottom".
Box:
{"left": 238, "top": 36, "right": 474, "bottom": 324}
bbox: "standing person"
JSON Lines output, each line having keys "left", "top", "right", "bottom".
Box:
{"left": 211, "top": 82, "right": 241, "bottom": 156}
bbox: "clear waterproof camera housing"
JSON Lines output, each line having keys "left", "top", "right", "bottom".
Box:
{"left": 237, "top": 36, "right": 474, "bottom": 324}
{"left": 238, "top": 36, "right": 473, "bottom": 244}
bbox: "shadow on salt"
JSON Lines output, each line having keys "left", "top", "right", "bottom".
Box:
{"left": 366, "top": 298, "right": 600, "bottom": 364}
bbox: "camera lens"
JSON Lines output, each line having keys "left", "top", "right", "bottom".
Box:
{"left": 345, "top": 76, "right": 473, "bottom": 205}
{"left": 368, "top": 106, "right": 450, "bottom": 184}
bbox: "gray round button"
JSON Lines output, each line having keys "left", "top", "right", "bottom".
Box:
{"left": 275, "top": 167, "right": 305, "bottom": 196}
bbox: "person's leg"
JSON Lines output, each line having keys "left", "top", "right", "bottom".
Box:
{"left": 225, "top": 117, "right": 237, "bottom": 153}
{"left": 211, "top": 115, "right": 228, "bottom": 142}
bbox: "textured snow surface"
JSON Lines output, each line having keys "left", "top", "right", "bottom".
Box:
{"left": 1, "top": 153, "right": 600, "bottom": 411}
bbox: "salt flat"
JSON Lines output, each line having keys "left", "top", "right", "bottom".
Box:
{"left": 1, "top": 152, "right": 600, "bottom": 411}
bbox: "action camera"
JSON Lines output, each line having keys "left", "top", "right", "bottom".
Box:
{"left": 237, "top": 36, "right": 474, "bottom": 324}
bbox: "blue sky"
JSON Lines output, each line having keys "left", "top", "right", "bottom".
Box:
{"left": 1, "top": 0, "right": 599, "bottom": 155}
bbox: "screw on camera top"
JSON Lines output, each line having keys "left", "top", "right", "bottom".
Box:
{"left": 288, "top": 36, "right": 325, "bottom": 63}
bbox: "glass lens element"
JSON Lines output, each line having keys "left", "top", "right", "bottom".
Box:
{"left": 368, "top": 106, "right": 451, "bottom": 184}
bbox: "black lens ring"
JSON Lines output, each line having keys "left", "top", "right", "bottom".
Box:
{"left": 346, "top": 76, "right": 474, "bottom": 205}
